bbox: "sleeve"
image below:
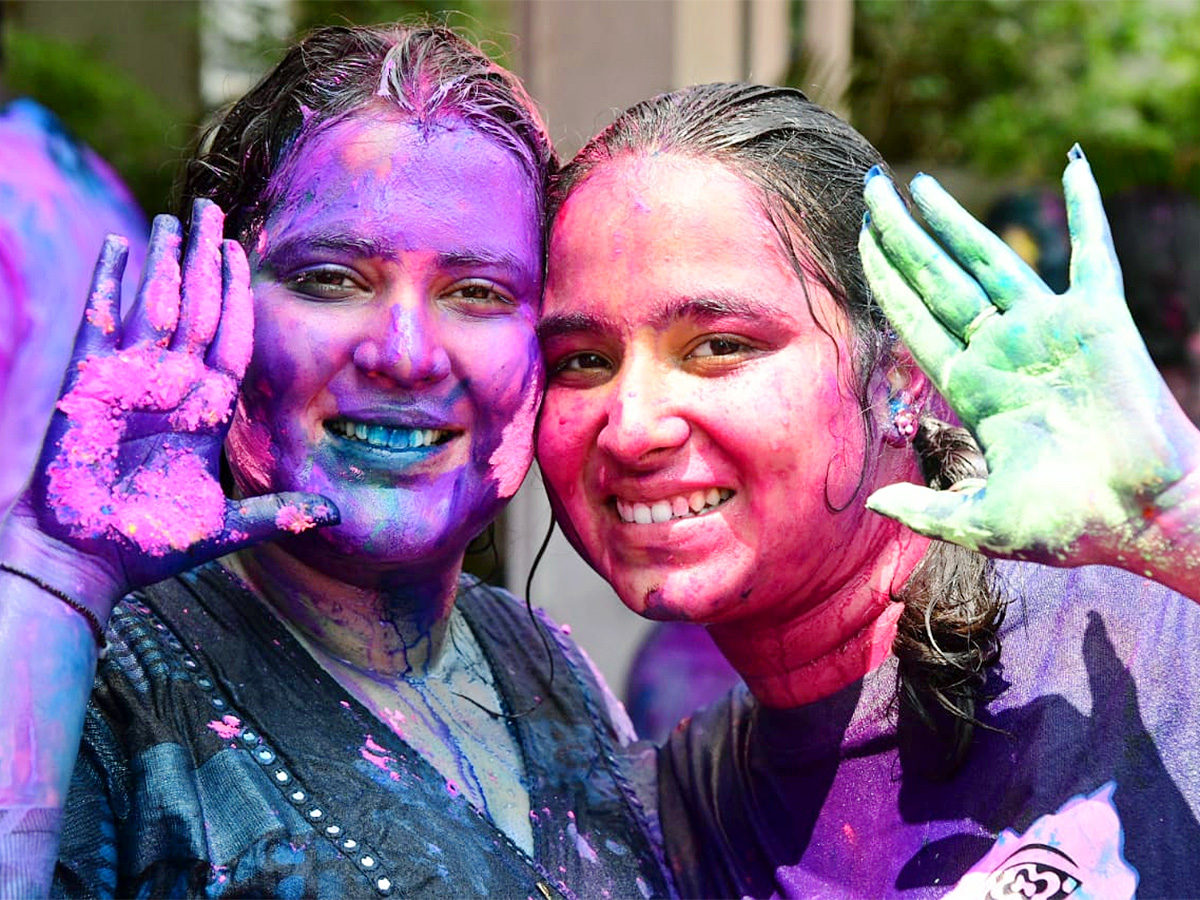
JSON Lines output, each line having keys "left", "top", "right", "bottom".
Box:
{"left": 50, "top": 708, "right": 129, "bottom": 899}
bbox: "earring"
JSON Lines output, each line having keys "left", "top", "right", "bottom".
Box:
{"left": 884, "top": 395, "right": 920, "bottom": 447}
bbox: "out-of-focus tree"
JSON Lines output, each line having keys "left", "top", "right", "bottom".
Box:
{"left": 2, "top": 28, "right": 189, "bottom": 212}
{"left": 849, "top": 0, "right": 1200, "bottom": 197}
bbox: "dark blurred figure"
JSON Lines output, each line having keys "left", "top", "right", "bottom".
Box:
{"left": 625, "top": 622, "right": 742, "bottom": 742}
{"left": 0, "top": 85, "right": 148, "bottom": 515}
{"left": 985, "top": 187, "right": 1071, "bottom": 293}
{"left": 1105, "top": 187, "right": 1200, "bottom": 425}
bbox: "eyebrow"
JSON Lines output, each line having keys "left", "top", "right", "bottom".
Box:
{"left": 262, "top": 235, "right": 536, "bottom": 284}
{"left": 647, "top": 294, "right": 784, "bottom": 329}
{"left": 538, "top": 292, "right": 783, "bottom": 341}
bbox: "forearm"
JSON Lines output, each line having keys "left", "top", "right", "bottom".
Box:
{"left": 0, "top": 577, "right": 100, "bottom": 898}
{"left": 0, "top": 516, "right": 120, "bottom": 897}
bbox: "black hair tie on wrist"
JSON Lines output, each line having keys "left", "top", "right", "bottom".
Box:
{"left": 0, "top": 562, "right": 107, "bottom": 650}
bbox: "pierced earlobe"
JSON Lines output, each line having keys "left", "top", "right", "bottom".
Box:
{"left": 884, "top": 394, "right": 920, "bottom": 447}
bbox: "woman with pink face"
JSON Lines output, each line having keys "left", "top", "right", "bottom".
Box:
{"left": 538, "top": 83, "right": 1200, "bottom": 897}
{"left": 0, "top": 26, "right": 686, "bottom": 899}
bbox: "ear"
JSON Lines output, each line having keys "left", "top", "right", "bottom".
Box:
{"left": 883, "top": 342, "right": 931, "bottom": 406}
{"left": 877, "top": 343, "right": 937, "bottom": 448}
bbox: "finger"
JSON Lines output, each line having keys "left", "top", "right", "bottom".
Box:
{"left": 220, "top": 493, "right": 341, "bottom": 550}
{"left": 1062, "top": 145, "right": 1123, "bottom": 296}
{"left": 172, "top": 198, "right": 225, "bottom": 353}
{"left": 865, "top": 482, "right": 991, "bottom": 552}
{"left": 207, "top": 240, "right": 254, "bottom": 378}
{"left": 859, "top": 223, "right": 960, "bottom": 390}
{"left": 906, "top": 175, "right": 1047, "bottom": 308}
{"left": 864, "top": 170, "right": 995, "bottom": 340}
{"left": 907, "top": 173, "right": 1048, "bottom": 312}
{"left": 123, "top": 215, "right": 182, "bottom": 346}
{"left": 72, "top": 235, "right": 128, "bottom": 367}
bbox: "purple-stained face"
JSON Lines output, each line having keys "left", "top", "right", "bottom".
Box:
{"left": 226, "top": 110, "right": 543, "bottom": 573}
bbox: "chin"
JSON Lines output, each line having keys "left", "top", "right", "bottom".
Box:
{"left": 610, "top": 566, "right": 731, "bottom": 624}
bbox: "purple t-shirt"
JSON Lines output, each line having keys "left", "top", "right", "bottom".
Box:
{"left": 655, "top": 561, "right": 1199, "bottom": 899}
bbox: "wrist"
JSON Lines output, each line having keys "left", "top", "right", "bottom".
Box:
{"left": 0, "top": 501, "right": 127, "bottom": 619}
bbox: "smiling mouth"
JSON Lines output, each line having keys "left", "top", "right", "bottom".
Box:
{"left": 326, "top": 418, "right": 458, "bottom": 452}
{"left": 615, "top": 488, "right": 734, "bottom": 524}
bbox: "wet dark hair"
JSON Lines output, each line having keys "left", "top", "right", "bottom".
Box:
{"left": 548, "top": 82, "right": 1005, "bottom": 772}
{"left": 179, "top": 23, "right": 556, "bottom": 247}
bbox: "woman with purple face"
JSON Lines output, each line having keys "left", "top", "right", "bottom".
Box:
{"left": 538, "top": 84, "right": 1200, "bottom": 897}
{"left": 0, "top": 26, "right": 678, "bottom": 899}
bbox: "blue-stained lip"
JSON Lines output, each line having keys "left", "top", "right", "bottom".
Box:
{"left": 323, "top": 418, "right": 460, "bottom": 463}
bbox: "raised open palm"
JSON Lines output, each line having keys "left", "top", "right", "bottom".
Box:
{"left": 18, "top": 200, "right": 337, "bottom": 596}
{"left": 859, "top": 149, "right": 1200, "bottom": 574}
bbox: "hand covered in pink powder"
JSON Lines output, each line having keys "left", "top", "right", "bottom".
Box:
{"left": 859, "top": 149, "right": 1200, "bottom": 595}
{"left": 4, "top": 200, "right": 338, "bottom": 605}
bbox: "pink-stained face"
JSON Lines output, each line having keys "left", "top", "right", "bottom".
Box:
{"left": 227, "top": 111, "right": 542, "bottom": 572}
{"left": 537, "top": 154, "right": 908, "bottom": 626}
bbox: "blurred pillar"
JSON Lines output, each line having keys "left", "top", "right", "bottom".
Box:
{"left": 800, "top": 0, "right": 852, "bottom": 117}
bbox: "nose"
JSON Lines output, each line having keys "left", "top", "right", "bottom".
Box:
{"left": 354, "top": 302, "right": 451, "bottom": 386}
{"left": 595, "top": 356, "right": 689, "bottom": 464}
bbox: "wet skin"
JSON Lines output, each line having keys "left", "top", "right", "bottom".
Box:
{"left": 537, "top": 154, "right": 930, "bottom": 705}
{"left": 230, "top": 111, "right": 543, "bottom": 586}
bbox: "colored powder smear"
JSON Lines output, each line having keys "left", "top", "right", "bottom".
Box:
{"left": 207, "top": 714, "right": 242, "bottom": 740}
{"left": 275, "top": 504, "right": 320, "bottom": 534}
{"left": 488, "top": 378, "right": 540, "bottom": 499}
{"left": 47, "top": 345, "right": 232, "bottom": 554}
{"left": 85, "top": 273, "right": 119, "bottom": 335}
{"left": 360, "top": 734, "right": 401, "bottom": 782}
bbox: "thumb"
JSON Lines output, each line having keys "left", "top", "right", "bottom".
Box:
{"left": 866, "top": 482, "right": 991, "bottom": 552}
{"left": 210, "top": 493, "right": 341, "bottom": 557}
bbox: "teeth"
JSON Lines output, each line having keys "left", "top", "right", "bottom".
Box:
{"left": 617, "top": 488, "right": 733, "bottom": 524}
{"left": 330, "top": 420, "right": 449, "bottom": 451}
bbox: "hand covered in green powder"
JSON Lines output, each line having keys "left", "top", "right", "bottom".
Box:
{"left": 859, "top": 148, "right": 1200, "bottom": 584}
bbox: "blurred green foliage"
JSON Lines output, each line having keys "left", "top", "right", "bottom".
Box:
{"left": 3, "top": 27, "right": 191, "bottom": 212}
{"left": 3, "top": 0, "right": 511, "bottom": 214}
{"left": 850, "top": 0, "right": 1200, "bottom": 198}
{"left": 293, "top": 0, "right": 513, "bottom": 58}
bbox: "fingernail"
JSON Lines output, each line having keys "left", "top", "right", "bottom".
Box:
{"left": 862, "top": 210, "right": 872, "bottom": 228}
{"left": 1068, "top": 143, "right": 1085, "bottom": 162}
{"left": 864, "top": 163, "right": 883, "bottom": 183}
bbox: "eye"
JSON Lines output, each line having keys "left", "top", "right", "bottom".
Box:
{"left": 688, "top": 336, "right": 749, "bottom": 358}
{"left": 286, "top": 266, "right": 367, "bottom": 302}
{"left": 445, "top": 279, "right": 516, "bottom": 314}
{"left": 547, "top": 350, "right": 614, "bottom": 386}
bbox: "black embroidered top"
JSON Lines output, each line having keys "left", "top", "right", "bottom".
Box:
{"left": 52, "top": 562, "right": 674, "bottom": 899}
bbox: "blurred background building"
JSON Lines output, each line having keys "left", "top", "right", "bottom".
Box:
{"left": 4, "top": 0, "right": 1200, "bottom": 697}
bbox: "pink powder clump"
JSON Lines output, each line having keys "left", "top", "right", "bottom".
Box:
{"left": 47, "top": 346, "right": 231, "bottom": 554}
{"left": 275, "top": 504, "right": 317, "bottom": 534}
{"left": 207, "top": 714, "right": 241, "bottom": 740}
{"left": 144, "top": 232, "right": 182, "bottom": 333}
{"left": 446, "top": 780, "right": 460, "bottom": 797}
{"left": 85, "top": 277, "right": 118, "bottom": 334}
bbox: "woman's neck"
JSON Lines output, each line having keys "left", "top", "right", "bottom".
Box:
{"left": 223, "top": 542, "right": 464, "bottom": 678}
{"left": 710, "top": 523, "right": 931, "bottom": 708}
